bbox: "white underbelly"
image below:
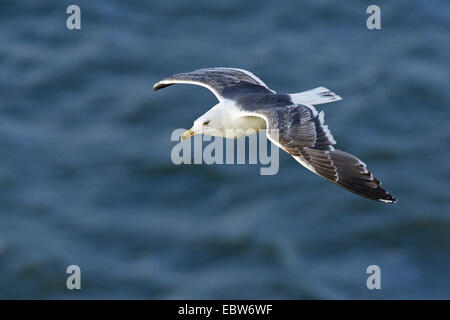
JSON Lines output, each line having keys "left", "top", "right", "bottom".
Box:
{"left": 224, "top": 116, "right": 267, "bottom": 138}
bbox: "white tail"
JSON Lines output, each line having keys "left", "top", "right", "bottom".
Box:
{"left": 289, "top": 87, "right": 342, "bottom": 106}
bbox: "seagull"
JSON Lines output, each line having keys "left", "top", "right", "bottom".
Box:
{"left": 154, "top": 67, "right": 396, "bottom": 203}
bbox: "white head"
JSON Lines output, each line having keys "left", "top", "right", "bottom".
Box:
{"left": 180, "top": 102, "right": 233, "bottom": 141}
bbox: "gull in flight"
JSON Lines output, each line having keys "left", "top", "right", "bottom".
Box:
{"left": 154, "top": 67, "right": 396, "bottom": 203}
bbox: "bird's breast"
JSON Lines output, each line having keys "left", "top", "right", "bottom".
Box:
{"left": 222, "top": 116, "right": 267, "bottom": 138}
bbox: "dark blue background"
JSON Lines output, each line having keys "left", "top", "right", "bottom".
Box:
{"left": 0, "top": 0, "right": 449, "bottom": 298}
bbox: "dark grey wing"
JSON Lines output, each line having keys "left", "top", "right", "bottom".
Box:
{"left": 247, "top": 103, "right": 396, "bottom": 203}
{"left": 153, "top": 67, "right": 275, "bottom": 101}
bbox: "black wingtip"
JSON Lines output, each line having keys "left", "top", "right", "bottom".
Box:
{"left": 153, "top": 81, "right": 172, "bottom": 91}
{"left": 378, "top": 194, "right": 397, "bottom": 204}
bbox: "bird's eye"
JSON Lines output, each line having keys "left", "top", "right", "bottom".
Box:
{"left": 203, "top": 120, "right": 210, "bottom": 126}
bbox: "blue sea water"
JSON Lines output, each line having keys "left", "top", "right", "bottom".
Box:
{"left": 0, "top": 0, "right": 449, "bottom": 299}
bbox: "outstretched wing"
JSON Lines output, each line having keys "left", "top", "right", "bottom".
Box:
{"left": 153, "top": 67, "right": 275, "bottom": 101}
{"left": 244, "top": 104, "right": 396, "bottom": 203}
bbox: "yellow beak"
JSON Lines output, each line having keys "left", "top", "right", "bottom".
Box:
{"left": 180, "top": 128, "right": 195, "bottom": 141}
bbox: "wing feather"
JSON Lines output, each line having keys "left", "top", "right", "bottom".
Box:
{"left": 244, "top": 104, "right": 396, "bottom": 203}
{"left": 153, "top": 67, "right": 275, "bottom": 101}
